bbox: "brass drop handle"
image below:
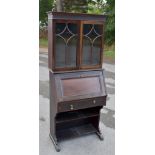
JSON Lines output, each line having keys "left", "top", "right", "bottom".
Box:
{"left": 93, "top": 100, "right": 96, "bottom": 104}
{"left": 70, "top": 104, "right": 74, "bottom": 110}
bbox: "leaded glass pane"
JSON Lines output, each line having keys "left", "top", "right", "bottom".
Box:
{"left": 55, "top": 23, "right": 78, "bottom": 68}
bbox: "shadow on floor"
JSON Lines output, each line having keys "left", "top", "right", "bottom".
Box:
{"left": 100, "top": 107, "right": 115, "bottom": 129}
{"left": 39, "top": 80, "right": 49, "bottom": 99}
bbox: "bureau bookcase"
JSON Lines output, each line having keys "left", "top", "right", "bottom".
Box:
{"left": 48, "top": 12, "right": 107, "bottom": 152}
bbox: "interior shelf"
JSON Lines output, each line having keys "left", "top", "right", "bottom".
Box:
{"left": 56, "top": 108, "right": 100, "bottom": 124}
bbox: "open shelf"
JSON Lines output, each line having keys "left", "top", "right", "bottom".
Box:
{"left": 56, "top": 123, "right": 97, "bottom": 140}
{"left": 56, "top": 107, "right": 100, "bottom": 124}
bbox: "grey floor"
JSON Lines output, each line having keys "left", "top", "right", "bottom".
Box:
{"left": 39, "top": 50, "right": 115, "bottom": 155}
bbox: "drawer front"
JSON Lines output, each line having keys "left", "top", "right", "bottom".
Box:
{"left": 58, "top": 97, "right": 106, "bottom": 112}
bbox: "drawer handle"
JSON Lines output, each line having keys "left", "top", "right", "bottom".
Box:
{"left": 93, "top": 100, "right": 96, "bottom": 104}
{"left": 70, "top": 105, "right": 74, "bottom": 110}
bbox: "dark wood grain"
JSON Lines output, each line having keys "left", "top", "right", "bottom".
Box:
{"left": 48, "top": 12, "right": 107, "bottom": 151}
{"left": 62, "top": 77, "right": 100, "bottom": 97}
{"left": 58, "top": 97, "right": 106, "bottom": 113}
{"left": 48, "top": 12, "right": 106, "bottom": 21}
{"left": 49, "top": 69, "right": 107, "bottom": 152}
{"left": 48, "top": 19, "right": 53, "bottom": 69}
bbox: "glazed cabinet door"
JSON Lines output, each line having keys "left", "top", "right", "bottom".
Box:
{"left": 81, "top": 22, "right": 104, "bottom": 69}
{"left": 53, "top": 20, "right": 80, "bottom": 71}
{"left": 52, "top": 20, "right": 104, "bottom": 71}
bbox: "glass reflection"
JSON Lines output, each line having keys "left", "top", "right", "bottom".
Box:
{"left": 55, "top": 37, "right": 66, "bottom": 68}
{"left": 82, "top": 37, "right": 91, "bottom": 65}
{"left": 82, "top": 24, "right": 103, "bottom": 66}
{"left": 92, "top": 37, "right": 101, "bottom": 65}
{"left": 55, "top": 23, "right": 78, "bottom": 68}
{"left": 67, "top": 36, "right": 77, "bottom": 67}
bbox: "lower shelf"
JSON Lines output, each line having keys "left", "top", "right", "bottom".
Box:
{"left": 56, "top": 107, "right": 100, "bottom": 124}
{"left": 56, "top": 124, "right": 97, "bottom": 140}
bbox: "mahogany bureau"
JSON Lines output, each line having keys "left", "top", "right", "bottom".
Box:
{"left": 47, "top": 12, "right": 107, "bottom": 152}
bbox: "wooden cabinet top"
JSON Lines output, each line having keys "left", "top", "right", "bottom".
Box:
{"left": 48, "top": 12, "right": 106, "bottom": 21}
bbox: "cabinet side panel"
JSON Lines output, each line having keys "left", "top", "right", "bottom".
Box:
{"left": 49, "top": 72, "right": 57, "bottom": 138}
{"left": 101, "top": 23, "right": 105, "bottom": 66}
{"left": 48, "top": 19, "right": 53, "bottom": 70}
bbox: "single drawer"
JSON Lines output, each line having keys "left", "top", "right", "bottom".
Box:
{"left": 58, "top": 96, "right": 106, "bottom": 112}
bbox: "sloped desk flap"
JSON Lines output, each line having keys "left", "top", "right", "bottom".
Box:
{"left": 54, "top": 70, "right": 107, "bottom": 102}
